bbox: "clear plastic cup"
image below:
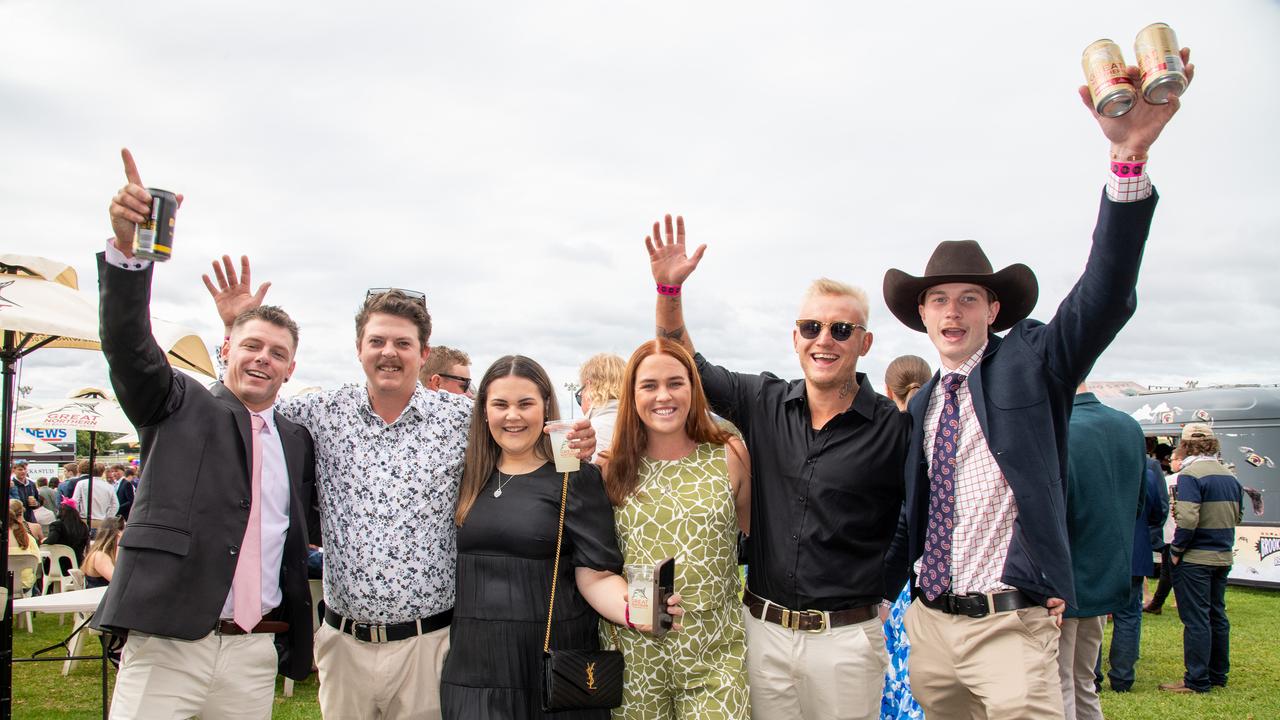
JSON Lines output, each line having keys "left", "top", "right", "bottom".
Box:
{"left": 625, "top": 563, "right": 655, "bottom": 628}
{"left": 544, "top": 420, "right": 581, "bottom": 473}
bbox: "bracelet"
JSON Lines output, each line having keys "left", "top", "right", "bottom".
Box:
{"left": 625, "top": 602, "right": 636, "bottom": 630}
{"left": 656, "top": 283, "right": 682, "bottom": 296}
{"left": 1110, "top": 160, "right": 1146, "bottom": 177}
{"left": 1111, "top": 151, "right": 1149, "bottom": 162}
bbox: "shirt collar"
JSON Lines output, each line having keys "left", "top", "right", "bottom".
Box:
{"left": 942, "top": 342, "right": 988, "bottom": 377}
{"left": 1073, "top": 392, "right": 1100, "bottom": 406}
{"left": 252, "top": 404, "right": 278, "bottom": 435}
{"left": 360, "top": 383, "right": 429, "bottom": 425}
{"left": 784, "top": 372, "right": 878, "bottom": 422}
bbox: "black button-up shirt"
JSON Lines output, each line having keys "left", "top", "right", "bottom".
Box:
{"left": 696, "top": 354, "right": 910, "bottom": 611}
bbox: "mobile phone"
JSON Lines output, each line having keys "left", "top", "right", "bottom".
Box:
{"left": 653, "top": 557, "right": 676, "bottom": 638}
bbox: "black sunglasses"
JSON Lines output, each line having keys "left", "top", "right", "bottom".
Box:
{"left": 438, "top": 373, "right": 471, "bottom": 393}
{"left": 366, "top": 287, "right": 427, "bottom": 306}
{"left": 574, "top": 388, "right": 584, "bottom": 406}
{"left": 795, "top": 319, "right": 868, "bottom": 342}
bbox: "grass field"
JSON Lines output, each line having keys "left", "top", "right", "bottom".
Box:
{"left": 9, "top": 584, "right": 1278, "bottom": 718}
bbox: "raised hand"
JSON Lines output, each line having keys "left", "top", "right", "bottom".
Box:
{"left": 645, "top": 214, "right": 705, "bottom": 286}
{"left": 1078, "top": 47, "right": 1194, "bottom": 158}
{"left": 108, "top": 149, "right": 184, "bottom": 258}
{"left": 202, "top": 255, "right": 271, "bottom": 330}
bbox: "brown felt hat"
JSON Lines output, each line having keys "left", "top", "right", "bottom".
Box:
{"left": 882, "top": 240, "right": 1038, "bottom": 333}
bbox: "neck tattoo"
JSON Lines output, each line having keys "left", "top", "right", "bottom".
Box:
{"left": 838, "top": 377, "right": 855, "bottom": 399}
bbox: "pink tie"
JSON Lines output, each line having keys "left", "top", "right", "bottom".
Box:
{"left": 233, "top": 413, "right": 266, "bottom": 632}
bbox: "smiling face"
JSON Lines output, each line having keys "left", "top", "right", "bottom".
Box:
{"left": 223, "top": 319, "right": 297, "bottom": 412}
{"left": 633, "top": 353, "right": 693, "bottom": 438}
{"left": 792, "top": 293, "right": 873, "bottom": 391}
{"left": 485, "top": 375, "right": 547, "bottom": 462}
{"left": 918, "top": 282, "right": 999, "bottom": 369}
{"left": 357, "top": 312, "right": 430, "bottom": 397}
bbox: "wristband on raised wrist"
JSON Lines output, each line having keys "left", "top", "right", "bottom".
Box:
{"left": 1110, "top": 160, "right": 1146, "bottom": 177}
{"left": 656, "top": 283, "right": 682, "bottom": 296}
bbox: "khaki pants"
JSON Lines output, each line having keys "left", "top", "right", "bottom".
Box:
{"left": 743, "top": 606, "right": 887, "bottom": 720}
{"left": 110, "top": 631, "right": 277, "bottom": 720}
{"left": 315, "top": 622, "right": 450, "bottom": 720}
{"left": 1057, "top": 616, "right": 1105, "bottom": 720}
{"left": 905, "top": 601, "right": 1064, "bottom": 720}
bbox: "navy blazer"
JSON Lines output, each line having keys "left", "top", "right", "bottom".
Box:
{"left": 885, "top": 190, "right": 1158, "bottom": 607}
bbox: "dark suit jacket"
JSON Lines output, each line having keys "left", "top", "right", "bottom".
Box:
{"left": 885, "top": 190, "right": 1158, "bottom": 607}
{"left": 116, "top": 478, "right": 137, "bottom": 520}
{"left": 91, "top": 254, "right": 321, "bottom": 681}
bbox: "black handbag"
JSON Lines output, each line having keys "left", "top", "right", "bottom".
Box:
{"left": 541, "top": 471, "right": 625, "bottom": 711}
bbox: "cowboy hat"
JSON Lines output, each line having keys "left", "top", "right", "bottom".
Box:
{"left": 882, "top": 240, "right": 1038, "bottom": 333}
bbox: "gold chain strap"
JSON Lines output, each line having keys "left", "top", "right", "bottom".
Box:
{"left": 542, "top": 471, "right": 620, "bottom": 653}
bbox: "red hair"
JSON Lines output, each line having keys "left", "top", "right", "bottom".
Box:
{"left": 603, "top": 339, "right": 730, "bottom": 506}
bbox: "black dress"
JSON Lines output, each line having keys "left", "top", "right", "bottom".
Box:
{"left": 441, "top": 462, "right": 623, "bottom": 720}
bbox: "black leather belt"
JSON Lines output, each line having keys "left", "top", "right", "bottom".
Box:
{"left": 743, "top": 588, "right": 877, "bottom": 632}
{"left": 323, "top": 607, "right": 452, "bottom": 643}
{"left": 915, "top": 588, "right": 1036, "bottom": 618}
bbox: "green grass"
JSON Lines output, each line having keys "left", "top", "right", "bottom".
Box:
{"left": 9, "top": 583, "right": 1279, "bottom": 718}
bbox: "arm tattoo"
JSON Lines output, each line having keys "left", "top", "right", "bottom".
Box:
{"left": 656, "top": 325, "right": 687, "bottom": 342}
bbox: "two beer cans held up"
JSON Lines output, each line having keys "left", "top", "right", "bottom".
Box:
{"left": 1083, "top": 22, "right": 1187, "bottom": 118}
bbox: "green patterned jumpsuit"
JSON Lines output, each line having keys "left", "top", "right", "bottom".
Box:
{"left": 604, "top": 442, "right": 749, "bottom": 719}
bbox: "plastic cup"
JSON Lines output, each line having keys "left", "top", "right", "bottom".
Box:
{"left": 624, "top": 563, "right": 655, "bottom": 628}
{"left": 544, "top": 420, "right": 581, "bottom": 473}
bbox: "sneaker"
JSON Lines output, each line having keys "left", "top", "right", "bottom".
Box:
{"left": 1142, "top": 604, "right": 1162, "bottom": 615}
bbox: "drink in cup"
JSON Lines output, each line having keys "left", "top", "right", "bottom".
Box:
{"left": 625, "top": 563, "right": 656, "bottom": 628}
{"left": 544, "top": 420, "right": 581, "bottom": 473}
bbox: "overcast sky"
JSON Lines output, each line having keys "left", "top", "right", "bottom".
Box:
{"left": 3, "top": 1, "right": 1278, "bottom": 412}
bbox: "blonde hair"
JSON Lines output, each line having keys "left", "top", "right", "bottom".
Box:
{"left": 804, "top": 278, "right": 870, "bottom": 322}
{"left": 579, "top": 353, "right": 625, "bottom": 408}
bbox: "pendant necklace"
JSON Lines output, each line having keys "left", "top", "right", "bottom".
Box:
{"left": 493, "top": 470, "right": 515, "bottom": 498}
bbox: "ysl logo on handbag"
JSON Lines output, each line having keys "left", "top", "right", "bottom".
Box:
{"left": 585, "top": 662, "right": 597, "bottom": 691}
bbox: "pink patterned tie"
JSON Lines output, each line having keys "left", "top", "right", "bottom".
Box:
{"left": 233, "top": 413, "right": 266, "bottom": 632}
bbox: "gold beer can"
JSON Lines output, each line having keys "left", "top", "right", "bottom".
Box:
{"left": 1082, "top": 39, "right": 1136, "bottom": 117}
{"left": 1134, "top": 22, "right": 1187, "bottom": 103}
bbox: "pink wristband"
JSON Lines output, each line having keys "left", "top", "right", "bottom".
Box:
{"left": 1110, "top": 160, "right": 1145, "bottom": 177}
{"left": 656, "top": 283, "right": 681, "bottom": 296}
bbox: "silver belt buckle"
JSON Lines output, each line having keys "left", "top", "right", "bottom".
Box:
{"left": 353, "top": 621, "right": 388, "bottom": 643}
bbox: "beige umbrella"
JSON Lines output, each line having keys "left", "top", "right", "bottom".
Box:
{"left": 1, "top": 253, "right": 214, "bottom": 695}
{"left": 9, "top": 436, "right": 60, "bottom": 454}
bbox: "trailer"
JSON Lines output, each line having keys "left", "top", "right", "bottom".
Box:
{"left": 1102, "top": 386, "right": 1280, "bottom": 590}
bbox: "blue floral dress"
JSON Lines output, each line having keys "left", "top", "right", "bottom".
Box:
{"left": 880, "top": 582, "right": 924, "bottom": 720}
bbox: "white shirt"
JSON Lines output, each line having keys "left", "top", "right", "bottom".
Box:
{"left": 220, "top": 407, "right": 291, "bottom": 619}
{"left": 72, "top": 477, "right": 119, "bottom": 523}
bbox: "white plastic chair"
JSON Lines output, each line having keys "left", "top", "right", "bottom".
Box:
{"left": 41, "top": 544, "right": 78, "bottom": 595}
{"left": 8, "top": 554, "right": 41, "bottom": 633}
{"left": 281, "top": 578, "right": 325, "bottom": 698}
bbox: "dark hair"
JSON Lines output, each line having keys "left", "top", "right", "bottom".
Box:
{"left": 884, "top": 354, "right": 932, "bottom": 409}
{"left": 419, "top": 345, "right": 471, "bottom": 384}
{"left": 232, "top": 305, "right": 300, "bottom": 349}
{"left": 604, "top": 339, "right": 731, "bottom": 507}
{"left": 356, "top": 291, "right": 431, "bottom": 349}
{"left": 77, "top": 460, "right": 104, "bottom": 476}
{"left": 456, "top": 355, "right": 557, "bottom": 526}
{"left": 1178, "top": 437, "right": 1220, "bottom": 458}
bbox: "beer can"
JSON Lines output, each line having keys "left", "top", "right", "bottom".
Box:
{"left": 1134, "top": 22, "right": 1187, "bottom": 104}
{"left": 133, "top": 188, "right": 178, "bottom": 262}
{"left": 1082, "top": 39, "right": 1136, "bottom": 117}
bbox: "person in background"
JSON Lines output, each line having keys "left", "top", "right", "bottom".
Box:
{"left": 81, "top": 516, "right": 123, "bottom": 588}
{"left": 9, "top": 459, "right": 40, "bottom": 523}
{"left": 57, "top": 462, "right": 80, "bottom": 499}
{"left": 1161, "top": 424, "right": 1242, "bottom": 694}
{"left": 579, "top": 352, "right": 626, "bottom": 462}
{"left": 116, "top": 464, "right": 139, "bottom": 520}
{"left": 38, "top": 477, "right": 61, "bottom": 515}
{"left": 880, "top": 354, "right": 932, "bottom": 720}
{"left": 1146, "top": 446, "right": 1184, "bottom": 614}
{"left": 1107, "top": 425, "right": 1171, "bottom": 693}
{"left": 7, "top": 500, "right": 42, "bottom": 593}
{"left": 10, "top": 498, "right": 43, "bottom": 544}
{"left": 419, "top": 345, "right": 473, "bottom": 396}
{"left": 45, "top": 497, "right": 90, "bottom": 568}
{"left": 72, "top": 461, "right": 117, "bottom": 527}
{"left": 1058, "top": 382, "right": 1145, "bottom": 719}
